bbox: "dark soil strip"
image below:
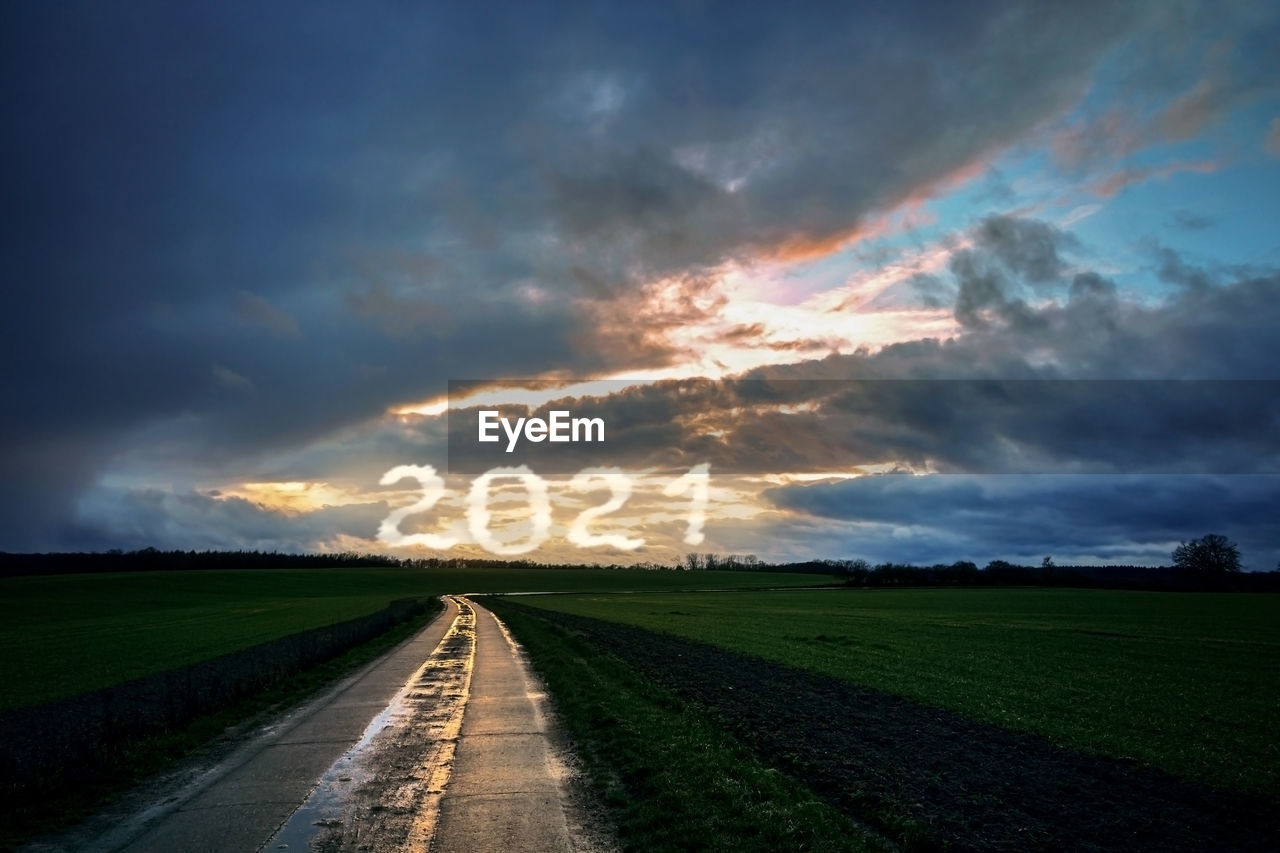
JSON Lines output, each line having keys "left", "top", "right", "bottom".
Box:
{"left": 512, "top": 604, "right": 1279, "bottom": 853}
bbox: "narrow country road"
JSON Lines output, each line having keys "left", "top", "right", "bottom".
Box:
{"left": 25, "top": 597, "right": 608, "bottom": 853}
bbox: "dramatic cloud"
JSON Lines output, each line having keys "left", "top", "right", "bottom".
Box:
{"left": 445, "top": 377, "right": 1279, "bottom": 478}
{"left": 2, "top": 2, "right": 1277, "bottom": 560}
{"left": 764, "top": 474, "right": 1280, "bottom": 569}
{"left": 950, "top": 215, "right": 1077, "bottom": 328}
{"left": 437, "top": 220, "right": 1280, "bottom": 479}
{"left": 73, "top": 487, "right": 389, "bottom": 553}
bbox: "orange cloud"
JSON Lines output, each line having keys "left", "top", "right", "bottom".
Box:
{"left": 1157, "top": 42, "right": 1241, "bottom": 144}
{"left": 757, "top": 225, "right": 869, "bottom": 264}
{"left": 1091, "top": 160, "right": 1219, "bottom": 198}
{"left": 755, "top": 152, "right": 992, "bottom": 266}
{"left": 1050, "top": 108, "right": 1143, "bottom": 170}
{"left": 216, "top": 481, "right": 368, "bottom": 513}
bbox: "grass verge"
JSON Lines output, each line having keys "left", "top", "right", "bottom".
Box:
{"left": 487, "top": 599, "right": 889, "bottom": 853}
{"left": 0, "top": 597, "right": 444, "bottom": 852}
{"left": 511, "top": 602, "right": 1280, "bottom": 851}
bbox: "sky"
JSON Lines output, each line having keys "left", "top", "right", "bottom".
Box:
{"left": 2, "top": 0, "right": 1278, "bottom": 568}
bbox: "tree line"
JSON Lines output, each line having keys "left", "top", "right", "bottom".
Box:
{"left": 0, "top": 548, "right": 402, "bottom": 577}
{"left": 682, "top": 535, "right": 1279, "bottom": 592}
{"left": 2, "top": 534, "right": 1273, "bottom": 591}
{"left": 0, "top": 548, "right": 679, "bottom": 578}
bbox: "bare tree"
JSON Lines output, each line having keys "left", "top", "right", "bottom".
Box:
{"left": 1172, "top": 534, "right": 1241, "bottom": 575}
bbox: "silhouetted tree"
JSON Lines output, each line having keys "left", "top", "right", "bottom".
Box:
{"left": 1172, "top": 534, "right": 1241, "bottom": 575}
{"left": 833, "top": 558, "right": 871, "bottom": 583}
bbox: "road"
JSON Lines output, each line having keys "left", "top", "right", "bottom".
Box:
{"left": 26, "top": 597, "right": 608, "bottom": 853}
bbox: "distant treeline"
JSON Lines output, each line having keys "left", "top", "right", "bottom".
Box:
{"left": 655, "top": 552, "right": 1280, "bottom": 591}
{"left": 2, "top": 548, "right": 1277, "bottom": 591}
{"left": 0, "top": 548, "right": 401, "bottom": 577}
{"left": 808, "top": 559, "right": 1280, "bottom": 592}
{"left": 0, "top": 548, "right": 680, "bottom": 578}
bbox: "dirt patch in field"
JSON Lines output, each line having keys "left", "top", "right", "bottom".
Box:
{"left": 515, "top": 605, "right": 1278, "bottom": 852}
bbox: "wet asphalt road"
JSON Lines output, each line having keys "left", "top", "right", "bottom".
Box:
{"left": 24, "top": 596, "right": 594, "bottom": 853}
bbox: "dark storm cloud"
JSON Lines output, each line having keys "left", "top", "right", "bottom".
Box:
{"left": 1, "top": 1, "right": 586, "bottom": 547}
{"left": 72, "top": 487, "right": 389, "bottom": 553}
{"left": 1170, "top": 209, "right": 1216, "bottom": 231}
{"left": 234, "top": 292, "right": 300, "bottom": 338}
{"left": 973, "top": 216, "right": 1078, "bottom": 283}
{"left": 763, "top": 474, "right": 1280, "bottom": 570}
{"left": 451, "top": 376, "right": 1279, "bottom": 478}
{"left": 529, "top": 0, "right": 1158, "bottom": 278}
{"left": 951, "top": 215, "right": 1077, "bottom": 329}
{"left": 721, "top": 218, "right": 1276, "bottom": 566}
{"left": 901, "top": 229, "right": 1280, "bottom": 382}
{"left": 444, "top": 215, "right": 1280, "bottom": 478}
{"left": 1154, "top": 245, "right": 1215, "bottom": 292}
{"left": 63, "top": 209, "right": 1280, "bottom": 553}
{"left": 0, "top": 0, "right": 1253, "bottom": 549}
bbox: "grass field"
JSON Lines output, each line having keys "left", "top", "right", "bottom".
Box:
{"left": 490, "top": 602, "right": 887, "bottom": 852}
{"left": 0, "top": 601, "right": 447, "bottom": 851}
{"left": 0, "top": 567, "right": 828, "bottom": 710}
{"left": 513, "top": 587, "right": 1280, "bottom": 798}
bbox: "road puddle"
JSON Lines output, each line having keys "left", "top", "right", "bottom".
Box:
{"left": 260, "top": 597, "right": 476, "bottom": 853}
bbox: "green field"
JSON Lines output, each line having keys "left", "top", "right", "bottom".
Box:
{"left": 490, "top": 601, "right": 887, "bottom": 852}
{"left": 514, "top": 587, "right": 1280, "bottom": 797}
{"left": 0, "top": 567, "right": 828, "bottom": 710}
